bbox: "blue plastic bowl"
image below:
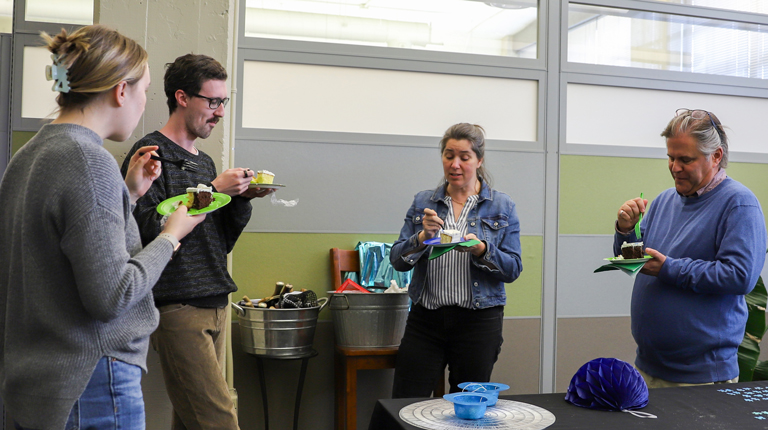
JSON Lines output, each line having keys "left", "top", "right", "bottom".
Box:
{"left": 443, "top": 392, "right": 492, "bottom": 419}
{"left": 457, "top": 382, "right": 510, "bottom": 407}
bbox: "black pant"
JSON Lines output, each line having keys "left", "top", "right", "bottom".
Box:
{"left": 392, "top": 303, "right": 504, "bottom": 398}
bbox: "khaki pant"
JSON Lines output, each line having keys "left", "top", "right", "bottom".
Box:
{"left": 151, "top": 304, "right": 239, "bottom": 430}
{"left": 636, "top": 367, "right": 738, "bottom": 389}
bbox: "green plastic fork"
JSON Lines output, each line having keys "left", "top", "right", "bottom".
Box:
{"left": 635, "top": 192, "right": 643, "bottom": 240}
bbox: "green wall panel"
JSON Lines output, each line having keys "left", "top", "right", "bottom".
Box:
{"left": 11, "top": 131, "right": 35, "bottom": 156}
{"left": 726, "top": 163, "right": 768, "bottom": 225}
{"left": 231, "top": 232, "right": 398, "bottom": 300}
{"left": 560, "top": 155, "right": 768, "bottom": 235}
{"left": 510, "top": 235, "right": 543, "bottom": 317}
{"left": 560, "top": 155, "right": 669, "bottom": 235}
{"left": 232, "top": 233, "right": 543, "bottom": 318}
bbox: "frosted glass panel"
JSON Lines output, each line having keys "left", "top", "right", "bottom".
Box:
{"left": 242, "top": 61, "right": 538, "bottom": 142}
{"left": 0, "top": 0, "right": 10, "bottom": 33}
{"left": 566, "top": 83, "right": 768, "bottom": 154}
{"left": 25, "top": 0, "right": 92, "bottom": 25}
{"left": 568, "top": 3, "right": 768, "bottom": 79}
{"left": 244, "top": 0, "right": 538, "bottom": 59}
{"left": 22, "top": 46, "right": 58, "bottom": 119}
{"left": 653, "top": 0, "right": 768, "bottom": 15}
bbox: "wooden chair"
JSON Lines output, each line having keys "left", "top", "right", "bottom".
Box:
{"left": 330, "top": 248, "right": 445, "bottom": 430}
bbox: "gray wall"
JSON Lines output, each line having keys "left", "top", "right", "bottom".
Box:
{"left": 0, "top": 34, "right": 5, "bottom": 429}
{"left": 235, "top": 139, "right": 546, "bottom": 235}
{"left": 0, "top": 34, "right": 10, "bottom": 179}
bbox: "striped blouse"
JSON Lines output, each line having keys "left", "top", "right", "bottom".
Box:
{"left": 421, "top": 194, "right": 479, "bottom": 310}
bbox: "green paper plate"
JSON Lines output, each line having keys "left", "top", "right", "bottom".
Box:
{"left": 604, "top": 256, "right": 652, "bottom": 265}
{"left": 157, "top": 192, "right": 231, "bottom": 216}
{"left": 428, "top": 239, "right": 482, "bottom": 260}
{"left": 424, "top": 237, "right": 473, "bottom": 247}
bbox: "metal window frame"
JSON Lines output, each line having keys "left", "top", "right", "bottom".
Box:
{"left": 235, "top": 47, "right": 549, "bottom": 153}
{"left": 10, "top": 1, "right": 86, "bottom": 133}
{"left": 562, "top": 1, "right": 768, "bottom": 80}
{"left": 559, "top": 0, "right": 768, "bottom": 163}
{"left": 238, "top": 0, "right": 547, "bottom": 71}
{"left": 13, "top": 0, "right": 87, "bottom": 36}
{"left": 235, "top": 0, "right": 549, "bottom": 152}
{"left": 11, "top": 32, "right": 54, "bottom": 132}
{"left": 1, "top": 34, "right": 11, "bottom": 178}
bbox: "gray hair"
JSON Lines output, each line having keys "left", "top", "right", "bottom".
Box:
{"left": 661, "top": 110, "right": 729, "bottom": 168}
{"left": 439, "top": 123, "right": 493, "bottom": 187}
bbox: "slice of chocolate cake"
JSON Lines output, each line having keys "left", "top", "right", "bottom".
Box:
{"left": 620, "top": 241, "right": 644, "bottom": 259}
{"left": 186, "top": 184, "right": 213, "bottom": 210}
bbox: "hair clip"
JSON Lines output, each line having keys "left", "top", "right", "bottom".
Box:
{"left": 44, "top": 54, "right": 70, "bottom": 93}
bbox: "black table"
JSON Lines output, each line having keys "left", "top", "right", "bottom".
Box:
{"left": 253, "top": 349, "right": 318, "bottom": 430}
{"left": 370, "top": 381, "right": 768, "bottom": 430}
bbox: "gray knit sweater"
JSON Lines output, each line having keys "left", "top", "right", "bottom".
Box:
{"left": 0, "top": 124, "right": 174, "bottom": 429}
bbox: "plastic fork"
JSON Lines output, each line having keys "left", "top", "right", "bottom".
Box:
{"left": 635, "top": 192, "right": 644, "bottom": 240}
{"left": 139, "top": 152, "right": 200, "bottom": 172}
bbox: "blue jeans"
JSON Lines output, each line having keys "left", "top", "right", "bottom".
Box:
{"left": 67, "top": 356, "right": 145, "bottom": 430}
{"left": 14, "top": 357, "right": 146, "bottom": 430}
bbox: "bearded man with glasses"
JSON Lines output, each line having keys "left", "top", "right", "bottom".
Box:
{"left": 120, "top": 54, "right": 272, "bottom": 429}
{"left": 613, "top": 109, "right": 767, "bottom": 389}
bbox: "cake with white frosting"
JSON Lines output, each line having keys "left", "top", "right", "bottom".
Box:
{"left": 186, "top": 184, "right": 213, "bottom": 210}
{"left": 252, "top": 170, "right": 275, "bottom": 185}
{"left": 620, "top": 241, "right": 644, "bottom": 259}
{"left": 440, "top": 229, "right": 463, "bottom": 244}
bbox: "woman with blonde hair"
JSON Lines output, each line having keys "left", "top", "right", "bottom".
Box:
{"left": 0, "top": 25, "right": 205, "bottom": 429}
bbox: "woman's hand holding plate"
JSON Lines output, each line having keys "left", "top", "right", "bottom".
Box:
{"left": 455, "top": 233, "right": 486, "bottom": 256}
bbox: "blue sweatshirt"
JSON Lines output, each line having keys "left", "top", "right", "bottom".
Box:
{"left": 614, "top": 178, "right": 767, "bottom": 383}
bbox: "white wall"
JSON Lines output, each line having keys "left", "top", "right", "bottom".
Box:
{"left": 567, "top": 83, "right": 768, "bottom": 153}
{"left": 242, "top": 61, "right": 539, "bottom": 142}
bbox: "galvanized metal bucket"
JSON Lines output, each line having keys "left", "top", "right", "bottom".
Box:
{"left": 327, "top": 292, "right": 410, "bottom": 347}
{"left": 231, "top": 298, "right": 328, "bottom": 357}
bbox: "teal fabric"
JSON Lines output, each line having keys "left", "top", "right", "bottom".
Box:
{"left": 353, "top": 242, "right": 413, "bottom": 290}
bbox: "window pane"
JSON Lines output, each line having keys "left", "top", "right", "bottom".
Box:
{"left": 568, "top": 4, "right": 768, "bottom": 79}
{"left": 25, "top": 0, "right": 92, "bottom": 25}
{"left": 244, "top": 0, "right": 538, "bottom": 59}
{"left": 22, "top": 45, "right": 58, "bottom": 119}
{"left": 0, "top": 0, "right": 11, "bottom": 33}
{"left": 652, "top": 0, "right": 768, "bottom": 15}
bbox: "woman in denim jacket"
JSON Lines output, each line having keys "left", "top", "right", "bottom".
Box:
{"left": 390, "top": 123, "right": 522, "bottom": 397}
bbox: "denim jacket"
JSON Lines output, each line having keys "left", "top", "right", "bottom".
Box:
{"left": 390, "top": 182, "right": 522, "bottom": 309}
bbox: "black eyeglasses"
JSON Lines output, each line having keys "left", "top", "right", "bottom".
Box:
{"left": 189, "top": 93, "right": 230, "bottom": 109}
{"left": 675, "top": 108, "right": 718, "bottom": 130}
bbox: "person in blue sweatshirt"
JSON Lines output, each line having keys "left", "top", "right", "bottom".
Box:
{"left": 614, "top": 108, "right": 767, "bottom": 388}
